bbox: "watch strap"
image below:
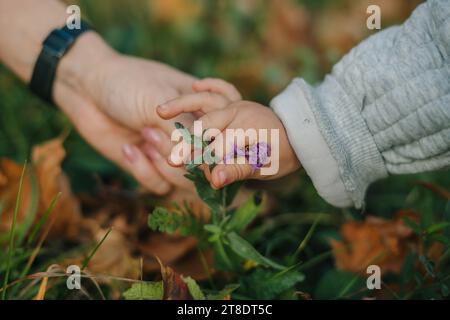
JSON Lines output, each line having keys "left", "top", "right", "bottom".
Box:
{"left": 29, "top": 21, "right": 91, "bottom": 104}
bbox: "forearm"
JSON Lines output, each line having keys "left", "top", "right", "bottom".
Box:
{"left": 0, "top": 0, "right": 78, "bottom": 82}
{"left": 0, "top": 0, "right": 116, "bottom": 111}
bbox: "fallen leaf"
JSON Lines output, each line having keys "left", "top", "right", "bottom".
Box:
{"left": 139, "top": 234, "right": 198, "bottom": 272}
{"left": 331, "top": 211, "right": 418, "bottom": 274}
{"left": 157, "top": 257, "right": 192, "bottom": 300}
{"left": 0, "top": 159, "right": 34, "bottom": 232}
{"left": 32, "top": 137, "right": 83, "bottom": 240}
{"left": 85, "top": 228, "right": 140, "bottom": 279}
{"left": 123, "top": 281, "right": 164, "bottom": 300}
{"left": 149, "top": 0, "right": 202, "bottom": 26}
{"left": 314, "top": 0, "right": 421, "bottom": 55}
{"left": 263, "top": 0, "right": 310, "bottom": 57}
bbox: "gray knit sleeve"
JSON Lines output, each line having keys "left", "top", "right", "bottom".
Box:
{"left": 272, "top": 0, "right": 449, "bottom": 208}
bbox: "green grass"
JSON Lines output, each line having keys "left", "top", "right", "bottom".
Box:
{"left": 0, "top": 0, "right": 448, "bottom": 300}
{"left": 1, "top": 161, "right": 27, "bottom": 300}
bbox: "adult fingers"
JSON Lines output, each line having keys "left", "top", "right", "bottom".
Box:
{"left": 142, "top": 143, "right": 193, "bottom": 190}
{"left": 63, "top": 93, "right": 173, "bottom": 196}
{"left": 141, "top": 127, "right": 173, "bottom": 157}
{"left": 121, "top": 143, "right": 171, "bottom": 195}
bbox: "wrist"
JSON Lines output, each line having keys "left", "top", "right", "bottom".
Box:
{"left": 53, "top": 31, "right": 117, "bottom": 112}
{"left": 270, "top": 79, "right": 354, "bottom": 207}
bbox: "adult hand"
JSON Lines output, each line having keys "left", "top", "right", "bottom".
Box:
{"left": 0, "top": 0, "right": 198, "bottom": 196}
{"left": 54, "top": 32, "right": 196, "bottom": 194}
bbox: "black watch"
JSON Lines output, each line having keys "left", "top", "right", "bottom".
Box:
{"left": 29, "top": 21, "right": 91, "bottom": 105}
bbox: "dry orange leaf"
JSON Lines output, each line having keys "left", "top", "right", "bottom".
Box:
{"left": 149, "top": 0, "right": 202, "bottom": 26}
{"left": 83, "top": 227, "right": 140, "bottom": 279}
{"left": 314, "top": 0, "right": 421, "bottom": 55}
{"left": 0, "top": 137, "right": 82, "bottom": 239}
{"left": 0, "top": 159, "right": 34, "bottom": 232}
{"left": 263, "top": 0, "right": 310, "bottom": 57}
{"left": 0, "top": 136, "right": 210, "bottom": 281}
{"left": 31, "top": 137, "right": 83, "bottom": 240}
{"left": 331, "top": 211, "right": 418, "bottom": 274}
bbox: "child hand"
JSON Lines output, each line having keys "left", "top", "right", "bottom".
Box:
{"left": 157, "top": 79, "right": 301, "bottom": 189}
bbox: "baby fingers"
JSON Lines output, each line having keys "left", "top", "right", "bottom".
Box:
{"left": 210, "top": 163, "right": 255, "bottom": 189}
{"left": 169, "top": 108, "right": 236, "bottom": 166}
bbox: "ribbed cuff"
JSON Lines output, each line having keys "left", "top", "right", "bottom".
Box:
{"left": 270, "top": 80, "right": 354, "bottom": 208}
{"left": 296, "top": 77, "right": 389, "bottom": 208}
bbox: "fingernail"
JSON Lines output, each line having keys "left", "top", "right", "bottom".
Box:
{"left": 168, "top": 155, "right": 179, "bottom": 167}
{"left": 157, "top": 104, "right": 168, "bottom": 113}
{"left": 142, "top": 128, "right": 161, "bottom": 144}
{"left": 218, "top": 170, "right": 227, "bottom": 186}
{"left": 144, "top": 145, "right": 162, "bottom": 160}
{"left": 169, "top": 152, "right": 180, "bottom": 165}
{"left": 122, "top": 144, "right": 137, "bottom": 163}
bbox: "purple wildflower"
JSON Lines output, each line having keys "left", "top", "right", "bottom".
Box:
{"left": 248, "top": 142, "right": 270, "bottom": 170}
{"left": 223, "top": 142, "right": 270, "bottom": 170}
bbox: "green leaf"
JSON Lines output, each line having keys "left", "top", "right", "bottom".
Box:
{"left": 123, "top": 282, "right": 163, "bottom": 300}
{"left": 212, "top": 239, "right": 236, "bottom": 271}
{"left": 419, "top": 255, "right": 435, "bottom": 278}
{"left": 148, "top": 207, "right": 202, "bottom": 237}
{"left": 315, "top": 269, "right": 365, "bottom": 300}
{"left": 226, "top": 232, "right": 284, "bottom": 270}
{"left": 182, "top": 276, "right": 205, "bottom": 300}
{"left": 185, "top": 161, "right": 200, "bottom": 171}
{"left": 439, "top": 247, "right": 450, "bottom": 268}
{"left": 240, "top": 268, "right": 304, "bottom": 300}
{"left": 227, "top": 191, "right": 263, "bottom": 232}
{"left": 296, "top": 250, "right": 333, "bottom": 272}
{"left": 441, "top": 283, "right": 449, "bottom": 297}
{"left": 148, "top": 207, "right": 181, "bottom": 234}
{"left": 428, "top": 233, "right": 450, "bottom": 245}
{"left": 400, "top": 252, "right": 417, "bottom": 284}
{"left": 185, "top": 168, "right": 221, "bottom": 215}
{"left": 223, "top": 181, "right": 244, "bottom": 206}
{"left": 174, "top": 122, "right": 185, "bottom": 130}
{"left": 175, "top": 122, "right": 192, "bottom": 144}
{"left": 444, "top": 201, "right": 450, "bottom": 238}
{"left": 206, "top": 284, "right": 240, "bottom": 300}
{"left": 204, "top": 224, "right": 221, "bottom": 233}
{"left": 403, "top": 217, "right": 421, "bottom": 234}
{"left": 426, "top": 222, "right": 450, "bottom": 234}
